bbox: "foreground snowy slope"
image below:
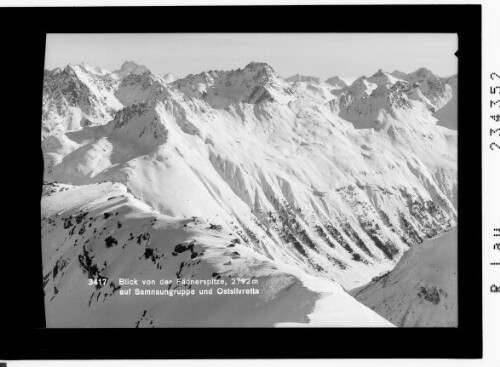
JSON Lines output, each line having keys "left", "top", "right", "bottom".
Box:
{"left": 42, "top": 182, "right": 392, "bottom": 327}
{"left": 351, "top": 227, "right": 457, "bottom": 327}
{"left": 41, "top": 61, "right": 457, "bottom": 326}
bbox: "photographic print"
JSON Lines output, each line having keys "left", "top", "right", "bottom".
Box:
{"left": 41, "top": 33, "right": 458, "bottom": 328}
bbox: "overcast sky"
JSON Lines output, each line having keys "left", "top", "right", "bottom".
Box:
{"left": 45, "top": 33, "right": 457, "bottom": 80}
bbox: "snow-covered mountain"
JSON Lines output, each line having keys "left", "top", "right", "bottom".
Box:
{"left": 41, "top": 61, "right": 457, "bottom": 327}
{"left": 404, "top": 67, "right": 454, "bottom": 112}
{"left": 325, "top": 75, "right": 356, "bottom": 89}
{"left": 42, "top": 61, "right": 174, "bottom": 139}
{"left": 170, "top": 62, "right": 297, "bottom": 108}
{"left": 42, "top": 64, "right": 122, "bottom": 138}
{"left": 351, "top": 227, "right": 457, "bottom": 327}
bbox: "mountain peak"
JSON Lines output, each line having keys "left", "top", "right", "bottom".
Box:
{"left": 120, "top": 60, "right": 139, "bottom": 70}
{"left": 410, "top": 67, "right": 436, "bottom": 79}
{"left": 45, "top": 67, "right": 63, "bottom": 77}
{"left": 244, "top": 61, "right": 274, "bottom": 71}
{"left": 79, "top": 62, "right": 108, "bottom": 75}
{"left": 367, "top": 69, "right": 403, "bottom": 88}
{"left": 242, "top": 62, "right": 278, "bottom": 79}
{"left": 325, "top": 76, "right": 355, "bottom": 89}
{"left": 406, "top": 67, "right": 452, "bottom": 110}
{"left": 114, "top": 61, "right": 151, "bottom": 77}
{"left": 344, "top": 75, "right": 377, "bottom": 96}
{"left": 372, "top": 69, "right": 388, "bottom": 77}
{"left": 171, "top": 62, "right": 295, "bottom": 107}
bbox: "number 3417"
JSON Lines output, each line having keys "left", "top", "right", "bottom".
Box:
{"left": 88, "top": 278, "right": 107, "bottom": 286}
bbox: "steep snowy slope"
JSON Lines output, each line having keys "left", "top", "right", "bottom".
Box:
{"left": 41, "top": 61, "right": 458, "bottom": 326}
{"left": 42, "top": 181, "right": 392, "bottom": 327}
{"left": 351, "top": 227, "right": 457, "bottom": 327}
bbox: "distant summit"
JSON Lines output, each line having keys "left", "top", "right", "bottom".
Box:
{"left": 408, "top": 67, "right": 435, "bottom": 81}
{"left": 325, "top": 76, "right": 355, "bottom": 89}
{"left": 113, "top": 61, "right": 151, "bottom": 78}
{"left": 367, "top": 69, "right": 403, "bottom": 87}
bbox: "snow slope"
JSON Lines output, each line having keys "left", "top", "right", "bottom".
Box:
{"left": 41, "top": 61, "right": 458, "bottom": 327}
{"left": 351, "top": 227, "right": 457, "bottom": 327}
{"left": 42, "top": 182, "right": 391, "bottom": 327}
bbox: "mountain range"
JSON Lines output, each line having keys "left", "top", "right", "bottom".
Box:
{"left": 41, "top": 60, "right": 457, "bottom": 327}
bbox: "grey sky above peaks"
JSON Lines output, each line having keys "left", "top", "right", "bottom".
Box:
{"left": 45, "top": 33, "right": 457, "bottom": 80}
